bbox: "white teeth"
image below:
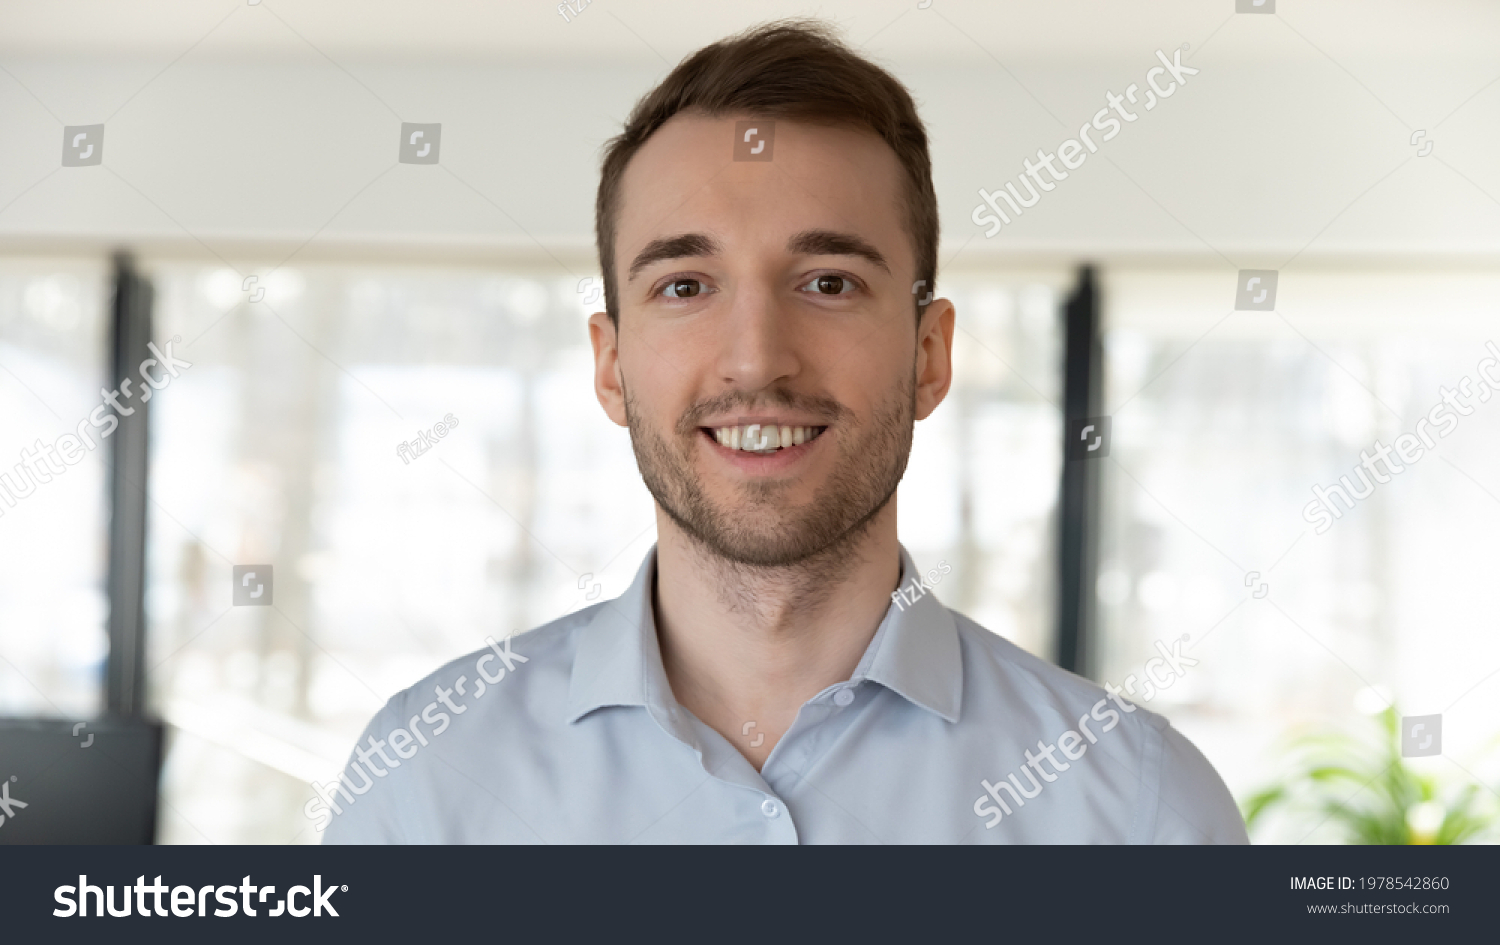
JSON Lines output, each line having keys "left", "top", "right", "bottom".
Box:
{"left": 710, "top": 424, "right": 821, "bottom": 452}
{"left": 743, "top": 424, "right": 775, "bottom": 450}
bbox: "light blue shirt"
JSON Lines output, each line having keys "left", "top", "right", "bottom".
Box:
{"left": 320, "top": 546, "right": 1247, "bottom": 844}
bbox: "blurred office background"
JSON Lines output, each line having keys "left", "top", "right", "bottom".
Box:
{"left": 1, "top": 1, "right": 1497, "bottom": 843}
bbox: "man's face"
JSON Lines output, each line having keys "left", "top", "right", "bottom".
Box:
{"left": 589, "top": 114, "right": 953, "bottom": 567}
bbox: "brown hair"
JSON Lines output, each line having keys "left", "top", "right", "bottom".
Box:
{"left": 594, "top": 19, "right": 938, "bottom": 325}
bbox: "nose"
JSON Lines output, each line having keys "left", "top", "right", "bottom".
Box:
{"left": 715, "top": 282, "right": 802, "bottom": 393}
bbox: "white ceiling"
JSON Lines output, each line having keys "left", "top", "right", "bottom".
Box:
{"left": 2, "top": 0, "right": 1496, "bottom": 63}
{"left": 2, "top": 0, "right": 1497, "bottom": 259}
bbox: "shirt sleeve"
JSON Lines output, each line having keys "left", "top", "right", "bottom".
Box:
{"left": 319, "top": 700, "right": 412, "bottom": 845}
{"left": 1149, "top": 722, "right": 1250, "bottom": 844}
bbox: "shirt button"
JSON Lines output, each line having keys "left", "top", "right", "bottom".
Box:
{"left": 760, "top": 798, "right": 780, "bottom": 819}
{"left": 833, "top": 687, "right": 855, "bottom": 707}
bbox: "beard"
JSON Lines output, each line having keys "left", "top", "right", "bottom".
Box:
{"left": 624, "top": 371, "right": 916, "bottom": 570}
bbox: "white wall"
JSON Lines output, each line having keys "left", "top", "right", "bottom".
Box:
{"left": 1, "top": 1, "right": 1497, "bottom": 269}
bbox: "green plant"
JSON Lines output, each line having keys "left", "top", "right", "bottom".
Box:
{"left": 1243, "top": 707, "right": 1496, "bottom": 844}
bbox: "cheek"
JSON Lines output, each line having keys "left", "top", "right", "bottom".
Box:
{"left": 807, "top": 302, "right": 915, "bottom": 355}
{"left": 626, "top": 315, "right": 722, "bottom": 370}
{"left": 619, "top": 348, "right": 698, "bottom": 430}
{"left": 808, "top": 332, "right": 913, "bottom": 402}
{"left": 624, "top": 313, "right": 729, "bottom": 381}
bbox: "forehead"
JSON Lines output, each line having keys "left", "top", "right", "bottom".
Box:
{"left": 615, "top": 114, "right": 912, "bottom": 270}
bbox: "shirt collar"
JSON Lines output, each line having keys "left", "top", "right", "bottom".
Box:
{"left": 859, "top": 548, "right": 963, "bottom": 723}
{"left": 565, "top": 544, "right": 962, "bottom": 724}
{"left": 565, "top": 548, "right": 662, "bottom": 722}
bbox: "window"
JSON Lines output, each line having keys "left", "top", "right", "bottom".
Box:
{"left": 137, "top": 260, "right": 1066, "bottom": 842}
{"left": 1097, "top": 267, "right": 1500, "bottom": 838}
{"left": 0, "top": 260, "right": 111, "bottom": 718}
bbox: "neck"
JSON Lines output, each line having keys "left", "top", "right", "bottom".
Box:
{"left": 652, "top": 500, "right": 902, "bottom": 770}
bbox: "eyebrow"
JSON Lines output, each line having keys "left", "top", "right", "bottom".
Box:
{"left": 786, "top": 229, "right": 890, "bottom": 274}
{"left": 625, "top": 228, "right": 891, "bottom": 281}
{"left": 628, "top": 233, "right": 722, "bottom": 279}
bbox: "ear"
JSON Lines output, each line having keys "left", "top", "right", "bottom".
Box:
{"left": 914, "top": 297, "right": 955, "bottom": 422}
{"left": 588, "top": 310, "right": 629, "bottom": 427}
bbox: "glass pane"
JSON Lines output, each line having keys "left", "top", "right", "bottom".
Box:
{"left": 919, "top": 272, "right": 1068, "bottom": 657}
{"left": 142, "top": 261, "right": 1067, "bottom": 842}
{"left": 144, "top": 262, "right": 656, "bottom": 843}
{"left": 0, "top": 259, "right": 111, "bottom": 718}
{"left": 1097, "top": 268, "right": 1500, "bottom": 841}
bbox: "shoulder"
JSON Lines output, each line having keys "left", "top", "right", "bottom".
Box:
{"left": 951, "top": 609, "right": 1247, "bottom": 844}
{"left": 320, "top": 604, "right": 601, "bottom": 844}
{"left": 952, "top": 609, "right": 1159, "bottom": 735}
{"left": 382, "top": 603, "right": 593, "bottom": 723}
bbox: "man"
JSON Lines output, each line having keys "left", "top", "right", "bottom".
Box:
{"left": 322, "top": 20, "right": 1246, "bottom": 844}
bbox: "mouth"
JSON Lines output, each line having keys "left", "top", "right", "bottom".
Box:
{"left": 700, "top": 423, "right": 828, "bottom": 455}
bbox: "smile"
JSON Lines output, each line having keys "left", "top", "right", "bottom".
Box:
{"left": 704, "top": 423, "right": 827, "bottom": 454}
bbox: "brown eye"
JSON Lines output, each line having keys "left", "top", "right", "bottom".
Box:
{"left": 663, "top": 279, "right": 702, "bottom": 299}
{"left": 815, "top": 275, "right": 847, "bottom": 294}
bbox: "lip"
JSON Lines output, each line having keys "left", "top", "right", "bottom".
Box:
{"left": 698, "top": 415, "right": 829, "bottom": 429}
{"left": 699, "top": 426, "right": 826, "bottom": 473}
